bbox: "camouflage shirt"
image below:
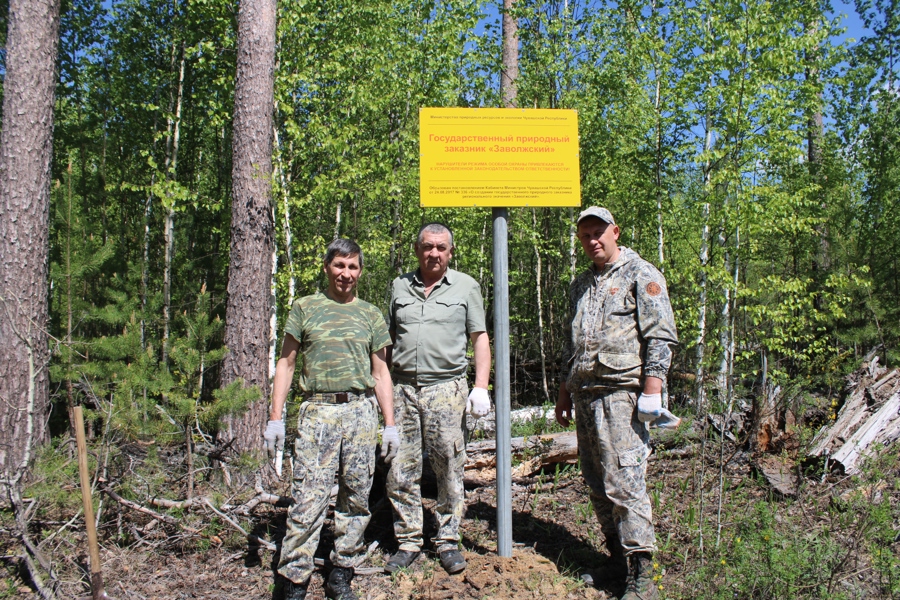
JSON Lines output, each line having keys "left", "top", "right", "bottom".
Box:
{"left": 562, "top": 247, "right": 678, "bottom": 391}
{"left": 284, "top": 293, "right": 391, "bottom": 393}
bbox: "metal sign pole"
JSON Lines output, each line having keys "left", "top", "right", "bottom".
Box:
{"left": 492, "top": 206, "right": 512, "bottom": 557}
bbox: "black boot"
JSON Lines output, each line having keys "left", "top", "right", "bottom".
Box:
{"left": 605, "top": 534, "right": 629, "bottom": 581}
{"left": 622, "top": 552, "right": 658, "bottom": 600}
{"left": 325, "top": 566, "right": 357, "bottom": 600}
{"left": 281, "top": 577, "right": 308, "bottom": 600}
{"left": 385, "top": 549, "right": 420, "bottom": 573}
{"left": 583, "top": 530, "right": 628, "bottom": 587}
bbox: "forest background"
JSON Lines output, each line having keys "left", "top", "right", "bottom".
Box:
{"left": 15, "top": 0, "right": 895, "bottom": 440}
{"left": 0, "top": 0, "right": 898, "bottom": 597}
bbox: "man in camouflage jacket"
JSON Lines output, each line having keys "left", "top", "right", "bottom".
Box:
{"left": 555, "top": 207, "right": 678, "bottom": 600}
{"left": 263, "top": 239, "right": 400, "bottom": 600}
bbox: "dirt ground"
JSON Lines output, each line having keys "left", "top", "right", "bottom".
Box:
{"left": 3, "top": 429, "right": 892, "bottom": 600}
{"left": 89, "top": 471, "right": 617, "bottom": 600}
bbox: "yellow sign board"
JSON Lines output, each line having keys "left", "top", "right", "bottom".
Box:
{"left": 419, "top": 107, "right": 581, "bottom": 207}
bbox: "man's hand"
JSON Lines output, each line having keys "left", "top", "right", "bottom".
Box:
{"left": 263, "top": 419, "right": 285, "bottom": 458}
{"left": 555, "top": 389, "right": 574, "bottom": 427}
{"left": 637, "top": 393, "right": 662, "bottom": 423}
{"left": 466, "top": 387, "right": 492, "bottom": 417}
{"left": 381, "top": 426, "right": 400, "bottom": 463}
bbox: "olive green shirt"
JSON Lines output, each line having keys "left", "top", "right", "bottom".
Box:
{"left": 389, "top": 268, "right": 487, "bottom": 386}
{"left": 284, "top": 293, "right": 391, "bottom": 393}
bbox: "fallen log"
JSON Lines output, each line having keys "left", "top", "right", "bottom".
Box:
{"left": 465, "top": 431, "right": 579, "bottom": 478}
{"left": 466, "top": 422, "right": 697, "bottom": 477}
{"left": 830, "top": 392, "right": 900, "bottom": 473}
{"left": 809, "top": 364, "right": 900, "bottom": 475}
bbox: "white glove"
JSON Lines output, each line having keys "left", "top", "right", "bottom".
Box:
{"left": 466, "top": 387, "right": 492, "bottom": 417}
{"left": 652, "top": 408, "right": 681, "bottom": 429}
{"left": 637, "top": 393, "right": 662, "bottom": 423}
{"left": 263, "top": 419, "right": 285, "bottom": 458}
{"left": 380, "top": 426, "right": 400, "bottom": 463}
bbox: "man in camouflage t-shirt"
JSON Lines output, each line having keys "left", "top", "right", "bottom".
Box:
{"left": 555, "top": 207, "right": 678, "bottom": 600}
{"left": 263, "top": 239, "right": 399, "bottom": 600}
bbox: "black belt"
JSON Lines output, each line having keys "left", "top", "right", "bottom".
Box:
{"left": 304, "top": 390, "right": 371, "bottom": 404}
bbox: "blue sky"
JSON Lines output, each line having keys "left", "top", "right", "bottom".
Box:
{"left": 831, "top": 0, "right": 870, "bottom": 44}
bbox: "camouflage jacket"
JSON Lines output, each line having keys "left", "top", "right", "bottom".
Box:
{"left": 562, "top": 247, "right": 678, "bottom": 391}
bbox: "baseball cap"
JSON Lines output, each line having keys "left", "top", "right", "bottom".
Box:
{"left": 576, "top": 206, "right": 616, "bottom": 225}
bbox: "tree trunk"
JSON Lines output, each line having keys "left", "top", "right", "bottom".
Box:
{"left": 716, "top": 203, "right": 730, "bottom": 396}
{"left": 501, "top": 0, "right": 518, "bottom": 108}
{"left": 273, "top": 125, "right": 296, "bottom": 307}
{"left": 532, "top": 210, "right": 549, "bottom": 403}
{"left": 221, "top": 0, "right": 277, "bottom": 453}
{"left": 333, "top": 202, "right": 342, "bottom": 240}
{"left": 65, "top": 158, "right": 76, "bottom": 441}
{"left": 654, "top": 77, "right": 665, "bottom": 269}
{"left": 268, "top": 204, "right": 278, "bottom": 387}
{"left": 694, "top": 118, "right": 713, "bottom": 412}
{"left": 0, "top": 0, "right": 61, "bottom": 477}
{"left": 568, "top": 208, "right": 577, "bottom": 282}
{"left": 162, "top": 48, "right": 186, "bottom": 370}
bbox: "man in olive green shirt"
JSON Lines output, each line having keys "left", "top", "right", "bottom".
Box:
{"left": 384, "top": 223, "right": 492, "bottom": 575}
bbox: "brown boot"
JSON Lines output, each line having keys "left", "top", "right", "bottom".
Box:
{"left": 621, "top": 552, "right": 658, "bottom": 600}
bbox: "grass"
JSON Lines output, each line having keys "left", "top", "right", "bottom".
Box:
{"left": 509, "top": 402, "right": 572, "bottom": 438}
{"left": 651, "top": 439, "right": 900, "bottom": 600}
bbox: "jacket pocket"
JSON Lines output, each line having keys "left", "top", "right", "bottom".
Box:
{"left": 594, "top": 352, "right": 643, "bottom": 387}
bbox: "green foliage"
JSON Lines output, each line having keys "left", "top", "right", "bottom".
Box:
{"left": 658, "top": 444, "right": 900, "bottom": 600}
{"left": 163, "top": 288, "right": 256, "bottom": 432}
{"left": 510, "top": 404, "right": 571, "bottom": 438}
{"left": 44, "top": 0, "right": 900, "bottom": 452}
{"left": 23, "top": 440, "right": 84, "bottom": 512}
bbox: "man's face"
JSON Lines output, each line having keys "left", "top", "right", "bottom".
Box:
{"left": 324, "top": 253, "right": 361, "bottom": 299}
{"left": 415, "top": 231, "right": 454, "bottom": 280}
{"left": 577, "top": 217, "right": 620, "bottom": 268}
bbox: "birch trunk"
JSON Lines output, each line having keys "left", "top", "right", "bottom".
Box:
{"left": 694, "top": 118, "right": 713, "bottom": 411}
{"left": 501, "top": 0, "right": 518, "bottom": 108}
{"left": 162, "top": 48, "right": 186, "bottom": 370}
{"left": 532, "top": 210, "right": 549, "bottom": 402}
{"left": 273, "top": 126, "right": 296, "bottom": 307}
{"left": 654, "top": 76, "right": 665, "bottom": 268}
{"left": 568, "top": 208, "right": 577, "bottom": 282}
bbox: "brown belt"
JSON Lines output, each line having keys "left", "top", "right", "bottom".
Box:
{"left": 304, "top": 390, "right": 371, "bottom": 404}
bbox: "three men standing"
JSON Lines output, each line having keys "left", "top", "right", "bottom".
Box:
{"left": 264, "top": 239, "right": 400, "bottom": 600}
{"left": 384, "top": 223, "right": 492, "bottom": 575}
{"left": 264, "top": 209, "right": 677, "bottom": 600}
{"left": 556, "top": 207, "right": 678, "bottom": 600}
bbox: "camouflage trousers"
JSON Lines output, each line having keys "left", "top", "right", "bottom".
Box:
{"left": 573, "top": 388, "right": 656, "bottom": 555}
{"left": 278, "top": 397, "right": 377, "bottom": 584}
{"left": 386, "top": 378, "right": 468, "bottom": 553}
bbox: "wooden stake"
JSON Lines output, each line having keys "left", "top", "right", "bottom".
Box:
{"left": 74, "top": 406, "right": 108, "bottom": 600}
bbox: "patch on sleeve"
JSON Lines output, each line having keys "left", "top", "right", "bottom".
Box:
{"left": 646, "top": 282, "right": 662, "bottom": 296}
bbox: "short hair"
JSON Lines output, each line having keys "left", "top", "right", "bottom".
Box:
{"left": 417, "top": 222, "right": 454, "bottom": 248}
{"left": 324, "top": 238, "right": 363, "bottom": 268}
